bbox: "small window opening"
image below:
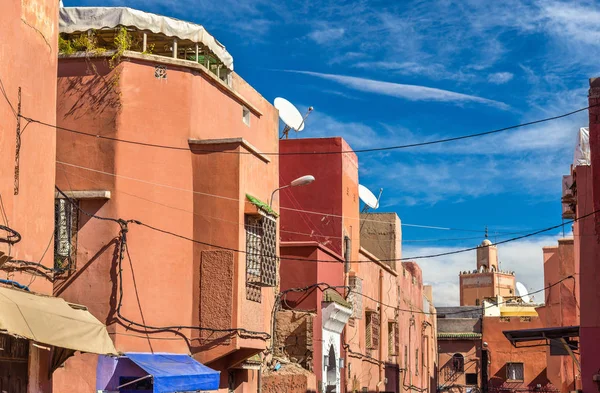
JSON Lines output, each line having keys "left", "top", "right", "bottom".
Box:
{"left": 242, "top": 107, "right": 250, "bottom": 126}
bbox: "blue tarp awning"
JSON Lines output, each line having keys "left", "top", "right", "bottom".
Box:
{"left": 126, "top": 352, "right": 220, "bottom": 393}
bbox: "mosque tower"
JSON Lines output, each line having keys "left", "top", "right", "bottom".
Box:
{"left": 459, "top": 231, "right": 516, "bottom": 306}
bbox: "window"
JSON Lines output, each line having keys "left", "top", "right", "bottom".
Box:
{"left": 452, "top": 353, "right": 464, "bottom": 373}
{"left": 245, "top": 214, "right": 277, "bottom": 302}
{"left": 365, "top": 310, "right": 380, "bottom": 350}
{"left": 506, "top": 363, "right": 524, "bottom": 381}
{"left": 348, "top": 276, "right": 363, "bottom": 319}
{"left": 475, "top": 299, "right": 480, "bottom": 306}
{"left": 154, "top": 65, "right": 167, "bottom": 79}
{"left": 520, "top": 316, "right": 532, "bottom": 322}
{"left": 388, "top": 321, "right": 399, "bottom": 356}
{"left": 465, "top": 373, "right": 478, "bottom": 385}
{"left": 500, "top": 316, "right": 511, "bottom": 323}
{"left": 54, "top": 198, "right": 79, "bottom": 271}
{"left": 242, "top": 107, "right": 250, "bottom": 126}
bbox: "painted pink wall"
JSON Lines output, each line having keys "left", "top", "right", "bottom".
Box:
{"left": 0, "top": 2, "right": 58, "bottom": 392}
{"left": 54, "top": 55, "right": 278, "bottom": 393}
{"left": 483, "top": 317, "right": 555, "bottom": 393}
{"left": 538, "top": 238, "right": 579, "bottom": 392}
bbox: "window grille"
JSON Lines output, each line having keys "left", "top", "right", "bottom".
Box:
{"left": 54, "top": 198, "right": 79, "bottom": 272}
{"left": 366, "top": 311, "right": 380, "bottom": 350}
{"left": 520, "top": 316, "right": 532, "bottom": 322}
{"left": 500, "top": 316, "right": 511, "bottom": 323}
{"left": 506, "top": 363, "right": 524, "bottom": 381}
{"left": 348, "top": 276, "right": 363, "bottom": 319}
{"left": 415, "top": 348, "right": 419, "bottom": 375}
{"left": 388, "top": 321, "right": 399, "bottom": 356}
{"left": 452, "top": 353, "right": 464, "bottom": 373}
{"left": 245, "top": 214, "right": 277, "bottom": 302}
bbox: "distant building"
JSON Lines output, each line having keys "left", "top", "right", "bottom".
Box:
{"left": 459, "top": 239, "right": 516, "bottom": 306}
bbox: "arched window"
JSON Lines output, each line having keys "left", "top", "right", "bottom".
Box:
{"left": 452, "top": 353, "right": 464, "bottom": 373}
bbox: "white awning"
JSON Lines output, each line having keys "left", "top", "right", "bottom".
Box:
{"left": 0, "top": 286, "right": 117, "bottom": 356}
{"left": 59, "top": 7, "right": 234, "bottom": 70}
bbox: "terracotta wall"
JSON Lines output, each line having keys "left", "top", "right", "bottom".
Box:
{"left": 482, "top": 316, "right": 556, "bottom": 393}
{"left": 537, "top": 238, "right": 579, "bottom": 392}
{"left": 0, "top": 2, "right": 58, "bottom": 392}
{"left": 438, "top": 340, "right": 481, "bottom": 393}
{"left": 582, "top": 78, "right": 600, "bottom": 393}
{"left": 53, "top": 55, "right": 278, "bottom": 393}
{"left": 0, "top": 0, "right": 58, "bottom": 295}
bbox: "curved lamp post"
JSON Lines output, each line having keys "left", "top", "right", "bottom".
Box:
{"left": 270, "top": 175, "right": 315, "bottom": 208}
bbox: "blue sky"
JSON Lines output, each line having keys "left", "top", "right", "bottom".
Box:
{"left": 65, "top": 0, "right": 599, "bottom": 304}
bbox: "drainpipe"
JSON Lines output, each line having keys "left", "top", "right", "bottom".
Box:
{"left": 344, "top": 235, "right": 351, "bottom": 274}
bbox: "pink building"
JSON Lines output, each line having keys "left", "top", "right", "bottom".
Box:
{"left": 267, "top": 137, "right": 436, "bottom": 393}
{"left": 0, "top": 3, "right": 115, "bottom": 393}
{"left": 53, "top": 7, "right": 279, "bottom": 393}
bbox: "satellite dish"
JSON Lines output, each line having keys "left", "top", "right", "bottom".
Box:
{"left": 274, "top": 97, "right": 313, "bottom": 139}
{"left": 358, "top": 184, "right": 382, "bottom": 210}
{"left": 516, "top": 282, "right": 531, "bottom": 303}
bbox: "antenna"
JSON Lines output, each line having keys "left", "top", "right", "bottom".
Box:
{"left": 274, "top": 97, "right": 314, "bottom": 139}
{"left": 358, "top": 184, "right": 383, "bottom": 213}
{"left": 515, "top": 282, "right": 531, "bottom": 303}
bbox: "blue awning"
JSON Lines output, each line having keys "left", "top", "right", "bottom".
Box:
{"left": 126, "top": 353, "right": 220, "bottom": 393}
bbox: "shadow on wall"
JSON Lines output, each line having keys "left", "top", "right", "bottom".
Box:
{"left": 60, "top": 59, "right": 122, "bottom": 122}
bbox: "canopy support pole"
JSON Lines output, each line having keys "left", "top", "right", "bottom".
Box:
{"left": 117, "top": 375, "right": 152, "bottom": 390}
{"left": 559, "top": 338, "right": 581, "bottom": 373}
{"left": 142, "top": 33, "right": 147, "bottom": 52}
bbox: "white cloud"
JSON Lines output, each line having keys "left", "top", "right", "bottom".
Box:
{"left": 308, "top": 27, "right": 345, "bottom": 44}
{"left": 353, "top": 61, "right": 475, "bottom": 82}
{"left": 288, "top": 70, "right": 509, "bottom": 109}
{"left": 488, "top": 72, "right": 514, "bottom": 84}
{"left": 406, "top": 234, "right": 565, "bottom": 306}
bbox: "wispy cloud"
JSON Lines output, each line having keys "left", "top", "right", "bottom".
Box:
{"left": 308, "top": 27, "right": 345, "bottom": 44}
{"left": 488, "top": 72, "right": 514, "bottom": 84}
{"left": 287, "top": 70, "right": 509, "bottom": 109}
{"left": 407, "top": 234, "right": 564, "bottom": 306}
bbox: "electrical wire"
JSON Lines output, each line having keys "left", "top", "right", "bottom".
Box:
{"left": 0, "top": 225, "right": 21, "bottom": 244}
{"left": 21, "top": 103, "right": 597, "bottom": 155}
{"left": 56, "top": 185, "right": 597, "bottom": 264}
{"left": 58, "top": 160, "right": 526, "bottom": 234}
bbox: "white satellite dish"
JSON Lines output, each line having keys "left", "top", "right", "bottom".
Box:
{"left": 516, "top": 282, "right": 531, "bottom": 303}
{"left": 358, "top": 184, "right": 382, "bottom": 210}
{"left": 274, "top": 97, "right": 313, "bottom": 139}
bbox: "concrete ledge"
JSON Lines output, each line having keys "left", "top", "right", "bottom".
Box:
{"left": 55, "top": 190, "right": 111, "bottom": 200}
{"left": 188, "top": 137, "right": 271, "bottom": 163}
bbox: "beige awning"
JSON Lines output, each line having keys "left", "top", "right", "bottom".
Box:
{"left": 0, "top": 286, "right": 117, "bottom": 355}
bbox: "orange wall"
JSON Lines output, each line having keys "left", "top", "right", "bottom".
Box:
{"left": 483, "top": 316, "right": 556, "bottom": 393}
{"left": 537, "top": 239, "right": 579, "bottom": 392}
{"left": 0, "top": 0, "right": 58, "bottom": 295}
{"left": 53, "top": 55, "right": 278, "bottom": 393}
{"left": 438, "top": 340, "right": 481, "bottom": 393}
{"left": 0, "top": 2, "right": 58, "bottom": 392}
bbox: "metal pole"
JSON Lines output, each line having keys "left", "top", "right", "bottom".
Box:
{"left": 269, "top": 185, "right": 291, "bottom": 208}
{"left": 195, "top": 43, "right": 199, "bottom": 62}
{"left": 172, "top": 38, "right": 177, "bottom": 58}
{"left": 117, "top": 375, "right": 152, "bottom": 390}
{"left": 142, "top": 33, "right": 147, "bottom": 52}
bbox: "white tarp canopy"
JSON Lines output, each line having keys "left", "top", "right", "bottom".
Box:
{"left": 0, "top": 285, "right": 117, "bottom": 356}
{"left": 574, "top": 127, "right": 590, "bottom": 166}
{"left": 59, "top": 7, "right": 234, "bottom": 70}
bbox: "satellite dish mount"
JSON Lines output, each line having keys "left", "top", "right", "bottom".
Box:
{"left": 274, "top": 97, "right": 314, "bottom": 139}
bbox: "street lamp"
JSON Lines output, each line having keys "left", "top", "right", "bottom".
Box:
{"left": 270, "top": 175, "right": 315, "bottom": 208}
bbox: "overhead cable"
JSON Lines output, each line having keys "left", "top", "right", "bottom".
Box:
{"left": 56, "top": 185, "right": 596, "bottom": 264}
{"left": 20, "top": 103, "right": 596, "bottom": 155}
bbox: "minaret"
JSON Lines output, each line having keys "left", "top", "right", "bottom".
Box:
{"left": 459, "top": 232, "right": 515, "bottom": 306}
{"left": 476, "top": 228, "right": 498, "bottom": 272}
